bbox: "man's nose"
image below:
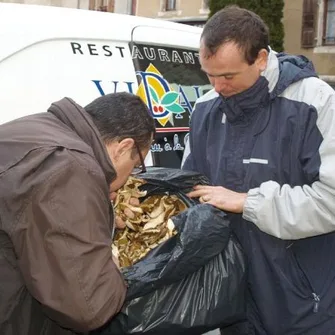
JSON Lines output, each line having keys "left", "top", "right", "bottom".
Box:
{"left": 213, "top": 78, "right": 226, "bottom": 93}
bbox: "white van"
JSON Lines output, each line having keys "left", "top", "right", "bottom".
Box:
{"left": 0, "top": 3, "right": 211, "bottom": 167}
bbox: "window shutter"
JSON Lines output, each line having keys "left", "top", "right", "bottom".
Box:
{"left": 131, "top": 0, "right": 137, "bottom": 15}
{"left": 301, "top": 0, "right": 317, "bottom": 48}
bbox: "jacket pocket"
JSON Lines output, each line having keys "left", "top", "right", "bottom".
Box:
{"left": 289, "top": 233, "right": 335, "bottom": 315}
{"left": 290, "top": 247, "right": 321, "bottom": 313}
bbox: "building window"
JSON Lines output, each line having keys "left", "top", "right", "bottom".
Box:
{"left": 89, "top": 0, "right": 114, "bottom": 12}
{"left": 165, "top": 0, "right": 176, "bottom": 11}
{"left": 324, "top": 0, "right": 335, "bottom": 44}
{"left": 98, "top": 5, "right": 107, "bottom": 11}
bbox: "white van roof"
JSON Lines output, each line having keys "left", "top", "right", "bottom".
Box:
{"left": 0, "top": 3, "right": 202, "bottom": 62}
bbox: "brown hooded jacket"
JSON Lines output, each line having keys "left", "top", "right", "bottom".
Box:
{"left": 0, "top": 98, "right": 126, "bottom": 334}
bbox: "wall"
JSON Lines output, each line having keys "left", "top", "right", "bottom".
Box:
{"left": 136, "top": 0, "right": 208, "bottom": 25}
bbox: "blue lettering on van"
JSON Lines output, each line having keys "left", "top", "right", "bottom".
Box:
{"left": 179, "top": 86, "right": 196, "bottom": 114}
{"left": 92, "top": 80, "right": 135, "bottom": 95}
{"left": 91, "top": 79, "right": 200, "bottom": 119}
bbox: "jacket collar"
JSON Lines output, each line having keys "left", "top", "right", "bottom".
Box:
{"left": 219, "top": 49, "right": 279, "bottom": 124}
{"left": 48, "top": 97, "right": 116, "bottom": 185}
{"left": 220, "top": 75, "right": 270, "bottom": 124}
{"left": 262, "top": 48, "right": 280, "bottom": 94}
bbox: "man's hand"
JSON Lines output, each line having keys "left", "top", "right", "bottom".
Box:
{"left": 110, "top": 192, "right": 140, "bottom": 229}
{"left": 187, "top": 185, "right": 247, "bottom": 213}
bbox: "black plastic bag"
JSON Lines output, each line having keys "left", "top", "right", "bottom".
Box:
{"left": 136, "top": 167, "right": 210, "bottom": 208}
{"left": 93, "top": 168, "right": 246, "bottom": 335}
{"left": 110, "top": 237, "right": 245, "bottom": 335}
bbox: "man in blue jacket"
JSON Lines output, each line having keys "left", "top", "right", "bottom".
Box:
{"left": 184, "top": 5, "right": 335, "bottom": 335}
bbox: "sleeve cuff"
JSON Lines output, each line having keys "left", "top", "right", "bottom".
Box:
{"left": 242, "top": 187, "right": 260, "bottom": 223}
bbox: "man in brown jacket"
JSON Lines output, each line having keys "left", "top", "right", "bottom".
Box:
{"left": 0, "top": 92, "right": 155, "bottom": 334}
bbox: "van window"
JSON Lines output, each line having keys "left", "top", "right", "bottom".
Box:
{"left": 131, "top": 43, "right": 211, "bottom": 168}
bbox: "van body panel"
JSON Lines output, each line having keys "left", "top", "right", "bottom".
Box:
{"left": 131, "top": 25, "right": 201, "bottom": 49}
{"left": 0, "top": 39, "right": 136, "bottom": 124}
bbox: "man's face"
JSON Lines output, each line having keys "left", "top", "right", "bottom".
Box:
{"left": 106, "top": 137, "right": 152, "bottom": 193}
{"left": 200, "top": 41, "right": 268, "bottom": 98}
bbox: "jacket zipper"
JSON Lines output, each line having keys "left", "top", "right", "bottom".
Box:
{"left": 312, "top": 293, "right": 320, "bottom": 313}
{"left": 294, "top": 252, "right": 321, "bottom": 313}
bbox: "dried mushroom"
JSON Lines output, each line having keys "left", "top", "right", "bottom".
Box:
{"left": 112, "top": 176, "right": 187, "bottom": 267}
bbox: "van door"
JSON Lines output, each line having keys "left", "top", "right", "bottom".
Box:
{"left": 130, "top": 26, "right": 211, "bottom": 168}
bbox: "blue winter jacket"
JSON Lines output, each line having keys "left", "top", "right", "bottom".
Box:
{"left": 183, "top": 50, "right": 335, "bottom": 335}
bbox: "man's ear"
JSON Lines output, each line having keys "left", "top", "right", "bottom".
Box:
{"left": 107, "top": 138, "right": 135, "bottom": 162}
{"left": 256, "top": 48, "right": 269, "bottom": 72}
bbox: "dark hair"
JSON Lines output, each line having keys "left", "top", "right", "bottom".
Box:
{"left": 201, "top": 6, "right": 269, "bottom": 65}
{"left": 85, "top": 92, "right": 155, "bottom": 150}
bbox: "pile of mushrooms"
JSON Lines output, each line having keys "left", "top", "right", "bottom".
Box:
{"left": 112, "top": 176, "right": 187, "bottom": 268}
